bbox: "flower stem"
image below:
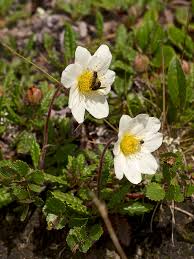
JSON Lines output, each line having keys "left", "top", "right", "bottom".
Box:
{"left": 39, "top": 85, "right": 61, "bottom": 170}
{"left": 97, "top": 137, "right": 116, "bottom": 198}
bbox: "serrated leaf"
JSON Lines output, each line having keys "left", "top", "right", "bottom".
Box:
{"left": 185, "top": 185, "right": 194, "bottom": 197}
{"left": 44, "top": 173, "right": 68, "bottom": 185}
{"left": 64, "top": 23, "right": 76, "bottom": 63}
{"left": 28, "top": 183, "right": 42, "bottom": 193}
{"left": 66, "top": 224, "right": 103, "bottom": 253}
{"left": 167, "top": 56, "right": 186, "bottom": 108}
{"left": 17, "top": 131, "right": 34, "bottom": 154}
{"left": 12, "top": 160, "right": 30, "bottom": 176}
{"left": 51, "top": 191, "right": 88, "bottom": 215}
{"left": 165, "top": 185, "right": 184, "bottom": 202}
{"left": 40, "top": 88, "right": 55, "bottom": 113}
{"left": 30, "top": 138, "right": 40, "bottom": 169}
{"left": 146, "top": 183, "right": 165, "bottom": 201}
{"left": 122, "top": 202, "right": 153, "bottom": 215}
{"left": 0, "top": 187, "right": 13, "bottom": 208}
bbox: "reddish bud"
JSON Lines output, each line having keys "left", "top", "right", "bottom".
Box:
{"left": 181, "top": 60, "right": 190, "bottom": 74}
{"left": 134, "top": 54, "right": 149, "bottom": 73}
{"left": 26, "top": 86, "right": 42, "bottom": 105}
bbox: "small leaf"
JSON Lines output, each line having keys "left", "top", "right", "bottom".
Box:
{"left": 165, "top": 185, "right": 184, "bottom": 202}
{"left": 122, "top": 202, "right": 153, "bottom": 215}
{"left": 28, "top": 183, "right": 42, "bottom": 193}
{"left": 167, "top": 56, "right": 186, "bottom": 108}
{"left": 0, "top": 187, "right": 13, "bottom": 208}
{"left": 146, "top": 182, "right": 165, "bottom": 201}
{"left": 30, "top": 138, "right": 40, "bottom": 169}
{"left": 185, "top": 185, "right": 194, "bottom": 197}
{"left": 95, "top": 11, "right": 104, "bottom": 38}
{"left": 64, "top": 23, "right": 76, "bottom": 63}
{"left": 66, "top": 224, "right": 103, "bottom": 253}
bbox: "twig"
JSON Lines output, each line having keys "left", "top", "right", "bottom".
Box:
{"left": 39, "top": 86, "right": 61, "bottom": 169}
{"left": 104, "top": 119, "right": 118, "bottom": 133}
{"left": 169, "top": 205, "right": 194, "bottom": 220}
{"left": 90, "top": 192, "right": 128, "bottom": 259}
{"left": 150, "top": 202, "right": 160, "bottom": 233}
{"left": 97, "top": 137, "right": 116, "bottom": 198}
{"left": 169, "top": 200, "right": 175, "bottom": 246}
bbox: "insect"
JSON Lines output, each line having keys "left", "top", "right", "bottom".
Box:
{"left": 91, "top": 71, "right": 102, "bottom": 90}
{"left": 140, "top": 140, "right": 144, "bottom": 144}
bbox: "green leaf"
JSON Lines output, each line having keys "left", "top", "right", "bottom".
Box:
{"left": 95, "top": 11, "right": 104, "bottom": 38}
{"left": 30, "top": 138, "right": 40, "bottom": 169}
{"left": 146, "top": 182, "right": 165, "bottom": 201}
{"left": 152, "top": 45, "right": 175, "bottom": 68}
{"left": 64, "top": 23, "right": 76, "bottom": 63}
{"left": 168, "top": 25, "right": 194, "bottom": 57}
{"left": 40, "top": 88, "right": 55, "bottom": 113}
{"left": 122, "top": 202, "right": 153, "bottom": 215}
{"left": 44, "top": 173, "right": 68, "bottom": 186}
{"left": 185, "top": 185, "right": 194, "bottom": 197}
{"left": 12, "top": 186, "right": 29, "bottom": 201}
{"left": 167, "top": 56, "right": 186, "bottom": 109}
{"left": 27, "top": 170, "right": 44, "bottom": 185}
{"left": 165, "top": 185, "right": 184, "bottom": 202}
{"left": 28, "top": 184, "right": 42, "bottom": 193}
{"left": 12, "top": 160, "right": 30, "bottom": 176}
{"left": 17, "top": 131, "right": 34, "bottom": 154}
{"left": 66, "top": 224, "right": 103, "bottom": 253}
{"left": 0, "top": 187, "right": 13, "bottom": 208}
{"left": 51, "top": 191, "right": 88, "bottom": 215}
{"left": 108, "top": 183, "right": 130, "bottom": 209}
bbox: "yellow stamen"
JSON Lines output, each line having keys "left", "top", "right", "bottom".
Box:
{"left": 120, "top": 133, "right": 140, "bottom": 156}
{"left": 78, "top": 71, "right": 93, "bottom": 93}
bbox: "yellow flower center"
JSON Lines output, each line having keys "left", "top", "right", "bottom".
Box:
{"left": 120, "top": 133, "right": 141, "bottom": 156}
{"left": 78, "top": 71, "right": 93, "bottom": 93}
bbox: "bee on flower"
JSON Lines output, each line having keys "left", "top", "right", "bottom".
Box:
{"left": 113, "top": 114, "right": 163, "bottom": 184}
{"left": 61, "top": 44, "right": 115, "bottom": 123}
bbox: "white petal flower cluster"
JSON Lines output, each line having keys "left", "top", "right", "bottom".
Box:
{"left": 61, "top": 45, "right": 115, "bottom": 123}
{"left": 113, "top": 114, "right": 163, "bottom": 184}
{"left": 61, "top": 44, "right": 163, "bottom": 184}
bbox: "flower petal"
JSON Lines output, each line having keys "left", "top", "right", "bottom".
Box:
{"left": 98, "top": 69, "right": 115, "bottom": 95}
{"left": 75, "top": 46, "right": 91, "bottom": 69}
{"left": 119, "top": 115, "right": 133, "bottom": 133}
{"left": 143, "top": 132, "right": 163, "bottom": 152}
{"left": 69, "top": 92, "right": 85, "bottom": 123}
{"left": 61, "top": 64, "right": 82, "bottom": 88}
{"left": 85, "top": 95, "right": 109, "bottom": 119}
{"left": 125, "top": 158, "right": 142, "bottom": 184}
{"left": 71, "top": 101, "right": 85, "bottom": 123}
{"left": 114, "top": 153, "right": 126, "bottom": 180}
{"left": 68, "top": 84, "right": 79, "bottom": 109}
{"left": 137, "top": 152, "right": 158, "bottom": 174}
{"left": 88, "top": 45, "right": 112, "bottom": 75}
{"left": 113, "top": 140, "right": 120, "bottom": 156}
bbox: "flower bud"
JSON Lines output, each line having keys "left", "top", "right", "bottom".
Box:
{"left": 26, "top": 86, "right": 42, "bottom": 105}
{"left": 134, "top": 54, "right": 149, "bottom": 73}
{"left": 181, "top": 60, "right": 190, "bottom": 74}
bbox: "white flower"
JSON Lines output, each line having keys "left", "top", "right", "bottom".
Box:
{"left": 113, "top": 114, "right": 163, "bottom": 184}
{"left": 61, "top": 45, "right": 115, "bottom": 123}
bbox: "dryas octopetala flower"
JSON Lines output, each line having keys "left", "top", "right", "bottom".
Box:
{"left": 113, "top": 114, "right": 163, "bottom": 184}
{"left": 61, "top": 44, "right": 115, "bottom": 123}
